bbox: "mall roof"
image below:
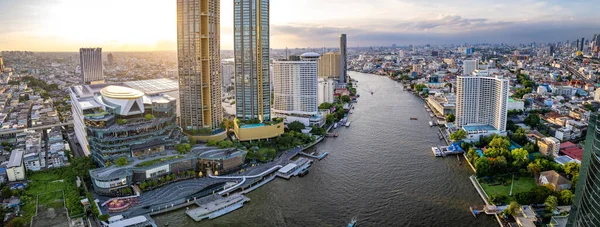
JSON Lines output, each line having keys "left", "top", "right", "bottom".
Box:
{"left": 123, "top": 79, "right": 178, "bottom": 95}
{"left": 100, "top": 86, "right": 145, "bottom": 99}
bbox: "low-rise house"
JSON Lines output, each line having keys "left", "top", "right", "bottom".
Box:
{"left": 538, "top": 170, "right": 572, "bottom": 192}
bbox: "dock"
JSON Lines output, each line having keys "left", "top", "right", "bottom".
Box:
{"left": 185, "top": 194, "right": 250, "bottom": 222}
{"left": 299, "top": 151, "right": 328, "bottom": 160}
{"left": 431, "top": 145, "right": 464, "bottom": 157}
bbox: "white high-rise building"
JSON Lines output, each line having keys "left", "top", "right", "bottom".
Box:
{"left": 272, "top": 53, "right": 320, "bottom": 116}
{"left": 318, "top": 78, "right": 335, "bottom": 105}
{"left": 456, "top": 72, "right": 509, "bottom": 131}
{"left": 463, "top": 59, "right": 477, "bottom": 76}
{"left": 79, "top": 48, "right": 104, "bottom": 84}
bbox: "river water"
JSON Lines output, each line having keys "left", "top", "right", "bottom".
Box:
{"left": 153, "top": 72, "right": 496, "bottom": 226}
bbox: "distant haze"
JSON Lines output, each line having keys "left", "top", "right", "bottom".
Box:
{"left": 1, "top": 0, "right": 599, "bottom": 51}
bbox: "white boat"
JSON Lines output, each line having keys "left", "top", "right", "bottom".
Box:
{"left": 334, "top": 123, "right": 338, "bottom": 129}
{"left": 429, "top": 121, "right": 433, "bottom": 127}
{"left": 345, "top": 122, "right": 351, "bottom": 127}
{"left": 431, "top": 147, "right": 442, "bottom": 157}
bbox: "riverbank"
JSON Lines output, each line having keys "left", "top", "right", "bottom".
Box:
{"left": 153, "top": 71, "right": 496, "bottom": 226}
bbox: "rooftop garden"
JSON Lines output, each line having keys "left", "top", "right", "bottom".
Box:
{"left": 135, "top": 155, "right": 185, "bottom": 167}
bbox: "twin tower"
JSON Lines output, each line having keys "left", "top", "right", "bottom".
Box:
{"left": 177, "top": 0, "right": 270, "bottom": 134}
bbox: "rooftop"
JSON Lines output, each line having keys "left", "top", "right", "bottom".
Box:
{"left": 7, "top": 149, "right": 23, "bottom": 168}
{"left": 462, "top": 124, "right": 498, "bottom": 132}
{"left": 100, "top": 86, "right": 145, "bottom": 100}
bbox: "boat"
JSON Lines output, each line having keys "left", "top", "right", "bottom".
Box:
{"left": 345, "top": 122, "right": 351, "bottom": 127}
{"left": 298, "top": 168, "right": 309, "bottom": 177}
{"left": 431, "top": 147, "right": 442, "bottom": 157}
{"left": 348, "top": 217, "right": 357, "bottom": 227}
{"left": 410, "top": 117, "right": 418, "bottom": 120}
{"left": 429, "top": 121, "right": 433, "bottom": 127}
{"left": 334, "top": 123, "right": 338, "bottom": 129}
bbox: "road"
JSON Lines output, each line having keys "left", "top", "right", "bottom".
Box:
{"left": 0, "top": 121, "right": 74, "bottom": 136}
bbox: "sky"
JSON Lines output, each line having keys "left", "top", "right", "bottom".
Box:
{"left": 0, "top": 0, "right": 599, "bottom": 51}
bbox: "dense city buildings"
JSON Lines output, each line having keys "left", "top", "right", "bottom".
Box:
{"left": 176, "top": 0, "right": 222, "bottom": 132}
{"left": 568, "top": 113, "right": 600, "bottom": 227}
{"left": 70, "top": 84, "right": 183, "bottom": 164}
{"left": 234, "top": 0, "right": 271, "bottom": 121}
{"left": 455, "top": 71, "right": 509, "bottom": 139}
{"left": 339, "top": 34, "right": 347, "bottom": 84}
{"left": 80, "top": 48, "right": 105, "bottom": 84}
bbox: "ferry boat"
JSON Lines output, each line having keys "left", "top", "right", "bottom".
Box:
{"left": 345, "top": 122, "right": 351, "bottom": 127}
{"left": 186, "top": 195, "right": 249, "bottom": 221}
{"left": 410, "top": 117, "right": 418, "bottom": 120}
{"left": 348, "top": 217, "right": 357, "bottom": 227}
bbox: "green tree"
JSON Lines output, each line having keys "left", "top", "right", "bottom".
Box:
{"left": 445, "top": 114, "right": 455, "bottom": 123}
{"left": 545, "top": 195, "right": 558, "bottom": 212}
{"left": 1, "top": 187, "right": 12, "bottom": 199}
{"left": 144, "top": 114, "right": 155, "bottom": 120}
{"left": 310, "top": 126, "right": 326, "bottom": 136}
{"left": 511, "top": 148, "right": 529, "bottom": 168}
{"left": 206, "top": 140, "right": 217, "bottom": 146}
{"left": 511, "top": 128, "right": 528, "bottom": 145}
{"left": 449, "top": 129, "right": 467, "bottom": 141}
{"left": 524, "top": 114, "right": 541, "bottom": 128}
{"left": 99, "top": 214, "right": 110, "bottom": 222}
{"left": 319, "top": 102, "right": 333, "bottom": 109}
{"left": 341, "top": 95, "right": 351, "bottom": 103}
{"left": 506, "top": 201, "right": 521, "bottom": 216}
{"left": 560, "top": 190, "right": 574, "bottom": 205}
{"left": 176, "top": 143, "right": 192, "bottom": 154}
{"left": 114, "top": 157, "right": 128, "bottom": 166}
{"left": 217, "top": 140, "right": 233, "bottom": 149}
{"left": 288, "top": 121, "right": 306, "bottom": 133}
{"left": 489, "top": 136, "right": 510, "bottom": 150}
{"left": 563, "top": 162, "right": 580, "bottom": 176}
{"left": 527, "top": 162, "right": 542, "bottom": 176}
{"left": 326, "top": 114, "right": 335, "bottom": 125}
{"left": 475, "top": 158, "right": 492, "bottom": 176}
{"left": 116, "top": 119, "right": 127, "bottom": 125}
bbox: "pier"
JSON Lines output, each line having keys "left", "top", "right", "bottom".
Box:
{"left": 299, "top": 151, "right": 328, "bottom": 160}
{"left": 185, "top": 194, "right": 250, "bottom": 222}
{"left": 431, "top": 144, "right": 464, "bottom": 157}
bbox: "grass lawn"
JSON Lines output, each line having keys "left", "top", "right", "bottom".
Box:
{"left": 136, "top": 155, "right": 184, "bottom": 167}
{"left": 480, "top": 176, "right": 537, "bottom": 202}
{"left": 22, "top": 172, "right": 84, "bottom": 222}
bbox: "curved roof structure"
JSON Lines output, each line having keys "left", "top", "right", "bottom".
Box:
{"left": 300, "top": 52, "right": 320, "bottom": 58}
{"left": 100, "top": 85, "right": 144, "bottom": 100}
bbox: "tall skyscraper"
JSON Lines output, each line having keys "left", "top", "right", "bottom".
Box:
{"left": 177, "top": 0, "right": 222, "bottom": 131}
{"left": 107, "top": 53, "right": 114, "bottom": 66}
{"left": 272, "top": 53, "right": 319, "bottom": 116}
{"left": 455, "top": 72, "right": 509, "bottom": 131}
{"left": 318, "top": 52, "right": 341, "bottom": 79}
{"left": 234, "top": 0, "right": 270, "bottom": 121}
{"left": 79, "top": 48, "right": 104, "bottom": 85}
{"left": 462, "top": 59, "right": 477, "bottom": 76}
{"left": 318, "top": 78, "right": 335, "bottom": 105}
{"left": 568, "top": 113, "right": 600, "bottom": 227}
{"left": 339, "top": 34, "right": 347, "bottom": 83}
{"left": 593, "top": 34, "right": 600, "bottom": 53}
{"left": 580, "top": 37, "right": 585, "bottom": 52}
{"left": 0, "top": 56, "right": 4, "bottom": 72}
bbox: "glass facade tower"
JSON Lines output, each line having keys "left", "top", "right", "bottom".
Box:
{"left": 177, "top": 0, "right": 222, "bottom": 131}
{"left": 234, "top": 0, "right": 270, "bottom": 121}
{"left": 568, "top": 113, "right": 600, "bottom": 226}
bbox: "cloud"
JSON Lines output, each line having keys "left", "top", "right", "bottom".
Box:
{"left": 270, "top": 17, "right": 600, "bottom": 48}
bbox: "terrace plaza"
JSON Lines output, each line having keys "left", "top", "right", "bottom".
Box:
{"left": 89, "top": 146, "right": 246, "bottom": 196}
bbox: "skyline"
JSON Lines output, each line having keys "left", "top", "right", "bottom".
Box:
{"left": 1, "top": 0, "right": 600, "bottom": 51}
